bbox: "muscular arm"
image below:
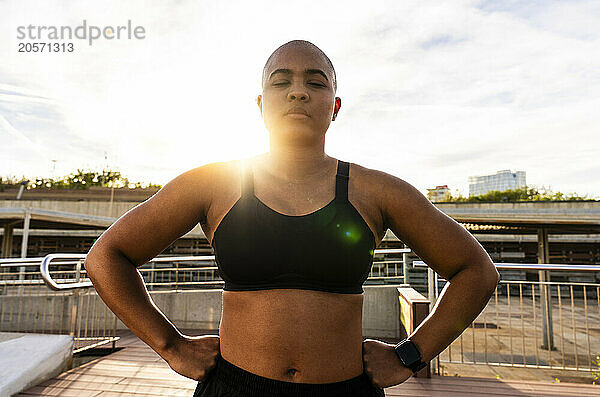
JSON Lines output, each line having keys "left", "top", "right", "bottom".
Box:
{"left": 83, "top": 163, "right": 217, "bottom": 357}
{"left": 376, "top": 171, "right": 500, "bottom": 363}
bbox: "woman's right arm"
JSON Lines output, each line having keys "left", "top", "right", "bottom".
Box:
{"left": 83, "top": 162, "right": 220, "bottom": 379}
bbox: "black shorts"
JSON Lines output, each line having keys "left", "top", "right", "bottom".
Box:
{"left": 193, "top": 355, "right": 385, "bottom": 397}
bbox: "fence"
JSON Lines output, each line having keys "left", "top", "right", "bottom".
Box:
{"left": 0, "top": 249, "right": 409, "bottom": 353}
{"left": 3, "top": 251, "right": 598, "bottom": 375}
{"left": 414, "top": 260, "right": 600, "bottom": 374}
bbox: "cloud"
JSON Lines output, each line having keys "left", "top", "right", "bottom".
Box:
{"left": 420, "top": 34, "right": 468, "bottom": 50}
{"left": 474, "top": 0, "right": 600, "bottom": 40}
{"left": 0, "top": 0, "right": 598, "bottom": 199}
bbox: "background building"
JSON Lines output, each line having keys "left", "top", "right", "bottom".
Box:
{"left": 427, "top": 185, "right": 451, "bottom": 202}
{"left": 468, "top": 170, "right": 526, "bottom": 196}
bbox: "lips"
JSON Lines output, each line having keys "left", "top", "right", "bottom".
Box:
{"left": 285, "top": 107, "right": 309, "bottom": 116}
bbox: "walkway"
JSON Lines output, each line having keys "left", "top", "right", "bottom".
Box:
{"left": 15, "top": 330, "right": 600, "bottom": 396}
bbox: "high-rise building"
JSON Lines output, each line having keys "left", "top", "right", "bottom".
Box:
{"left": 468, "top": 170, "right": 526, "bottom": 196}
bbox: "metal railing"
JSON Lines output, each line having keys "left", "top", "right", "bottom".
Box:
{"left": 0, "top": 256, "right": 119, "bottom": 355}
{"left": 413, "top": 260, "right": 600, "bottom": 374}
{"left": 4, "top": 251, "right": 599, "bottom": 375}
{"left": 39, "top": 249, "right": 411, "bottom": 292}
{"left": 0, "top": 248, "right": 410, "bottom": 354}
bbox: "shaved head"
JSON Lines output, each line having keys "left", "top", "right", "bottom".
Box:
{"left": 262, "top": 40, "right": 337, "bottom": 93}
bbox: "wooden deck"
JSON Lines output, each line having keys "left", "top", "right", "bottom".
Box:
{"left": 16, "top": 331, "right": 600, "bottom": 396}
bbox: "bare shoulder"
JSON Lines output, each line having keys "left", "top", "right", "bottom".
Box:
{"left": 353, "top": 163, "right": 498, "bottom": 283}
{"left": 348, "top": 163, "right": 411, "bottom": 223}
{"left": 346, "top": 161, "right": 410, "bottom": 216}
{"left": 344, "top": 161, "right": 395, "bottom": 245}
{"left": 167, "top": 159, "right": 240, "bottom": 214}
{"left": 349, "top": 163, "right": 419, "bottom": 219}
{"left": 349, "top": 162, "right": 444, "bottom": 226}
{"left": 89, "top": 159, "right": 238, "bottom": 267}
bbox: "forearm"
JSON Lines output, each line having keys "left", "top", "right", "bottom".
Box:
{"left": 84, "top": 247, "right": 183, "bottom": 356}
{"left": 408, "top": 264, "right": 499, "bottom": 363}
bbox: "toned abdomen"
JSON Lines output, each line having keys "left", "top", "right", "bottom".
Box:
{"left": 219, "top": 289, "right": 365, "bottom": 383}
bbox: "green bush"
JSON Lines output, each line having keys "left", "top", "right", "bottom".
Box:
{"left": 433, "top": 185, "right": 594, "bottom": 203}
{"left": 593, "top": 354, "right": 600, "bottom": 385}
{"left": 0, "top": 169, "right": 162, "bottom": 190}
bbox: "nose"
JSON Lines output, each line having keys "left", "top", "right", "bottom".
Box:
{"left": 287, "top": 90, "right": 309, "bottom": 102}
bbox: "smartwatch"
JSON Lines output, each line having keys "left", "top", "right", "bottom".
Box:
{"left": 394, "top": 339, "right": 427, "bottom": 374}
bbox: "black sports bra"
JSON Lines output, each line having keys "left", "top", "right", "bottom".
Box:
{"left": 211, "top": 159, "right": 376, "bottom": 294}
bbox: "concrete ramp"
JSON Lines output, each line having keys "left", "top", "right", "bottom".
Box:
{"left": 0, "top": 332, "right": 72, "bottom": 397}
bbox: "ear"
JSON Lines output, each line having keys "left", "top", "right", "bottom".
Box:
{"left": 256, "top": 95, "right": 263, "bottom": 118}
{"left": 332, "top": 97, "right": 341, "bottom": 121}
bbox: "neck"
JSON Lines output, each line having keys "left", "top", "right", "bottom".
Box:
{"left": 260, "top": 145, "right": 334, "bottom": 183}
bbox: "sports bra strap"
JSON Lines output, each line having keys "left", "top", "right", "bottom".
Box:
{"left": 335, "top": 160, "right": 349, "bottom": 203}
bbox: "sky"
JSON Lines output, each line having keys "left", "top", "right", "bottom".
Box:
{"left": 1, "top": 0, "right": 599, "bottom": 198}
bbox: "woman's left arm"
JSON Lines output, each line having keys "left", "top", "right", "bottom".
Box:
{"left": 362, "top": 171, "right": 500, "bottom": 388}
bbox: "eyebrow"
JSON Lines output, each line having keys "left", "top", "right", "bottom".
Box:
{"left": 269, "top": 68, "right": 329, "bottom": 82}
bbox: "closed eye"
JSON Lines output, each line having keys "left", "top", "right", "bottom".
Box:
{"left": 272, "top": 82, "right": 326, "bottom": 87}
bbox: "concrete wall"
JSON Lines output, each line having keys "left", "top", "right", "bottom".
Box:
{"left": 4, "top": 199, "right": 598, "bottom": 242}
{"left": 4, "top": 199, "right": 598, "bottom": 221}
{"left": 0, "top": 199, "right": 139, "bottom": 220}
{"left": 0, "top": 199, "right": 207, "bottom": 238}
{"left": 0, "top": 285, "right": 404, "bottom": 339}
{"left": 0, "top": 186, "right": 158, "bottom": 202}
{"left": 362, "top": 285, "right": 402, "bottom": 338}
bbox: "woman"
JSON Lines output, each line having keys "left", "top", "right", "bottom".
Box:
{"left": 84, "top": 40, "right": 500, "bottom": 396}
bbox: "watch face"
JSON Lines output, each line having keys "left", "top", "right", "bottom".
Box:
{"left": 397, "top": 340, "right": 420, "bottom": 365}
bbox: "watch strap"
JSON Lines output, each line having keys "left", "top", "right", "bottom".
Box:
{"left": 410, "top": 360, "right": 427, "bottom": 373}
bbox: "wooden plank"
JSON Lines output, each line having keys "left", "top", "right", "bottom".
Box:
{"left": 16, "top": 385, "right": 103, "bottom": 396}
{"left": 384, "top": 376, "right": 600, "bottom": 396}
{"left": 18, "top": 329, "right": 600, "bottom": 397}
{"left": 57, "top": 367, "right": 186, "bottom": 380}
{"left": 34, "top": 378, "right": 191, "bottom": 396}
{"left": 42, "top": 372, "right": 127, "bottom": 385}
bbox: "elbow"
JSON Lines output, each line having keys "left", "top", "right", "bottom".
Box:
{"left": 463, "top": 259, "right": 500, "bottom": 292}
{"left": 482, "top": 261, "right": 501, "bottom": 292}
{"left": 489, "top": 269, "right": 501, "bottom": 291}
{"left": 476, "top": 252, "right": 500, "bottom": 291}
{"left": 83, "top": 248, "right": 104, "bottom": 280}
{"left": 84, "top": 238, "right": 106, "bottom": 271}
{"left": 83, "top": 244, "right": 120, "bottom": 278}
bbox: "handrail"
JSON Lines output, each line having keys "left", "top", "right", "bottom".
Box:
{"left": 412, "top": 260, "right": 600, "bottom": 272}
{"left": 35, "top": 248, "right": 411, "bottom": 291}
{"left": 373, "top": 248, "right": 411, "bottom": 254}
{"left": 40, "top": 253, "right": 91, "bottom": 291}
{"left": 0, "top": 257, "right": 48, "bottom": 266}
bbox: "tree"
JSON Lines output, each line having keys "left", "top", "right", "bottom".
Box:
{"left": 0, "top": 169, "right": 162, "bottom": 191}
{"left": 436, "top": 185, "right": 594, "bottom": 203}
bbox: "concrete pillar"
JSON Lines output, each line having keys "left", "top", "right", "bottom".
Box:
{"left": 1, "top": 225, "right": 14, "bottom": 258}
{"left": 538, "top": 227, "right": 555, "bottom": 351}
{"left": 402, "top": 251, "right": 410, "bottom": 285}
{"left": 17, "top": 210, "right": 31, "bottom": 294}
{"left": 427, "top": 266, "right": 436, "bottom": 313}
{"left": 20, "top": 209, "right": 31, "bottom": 258}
